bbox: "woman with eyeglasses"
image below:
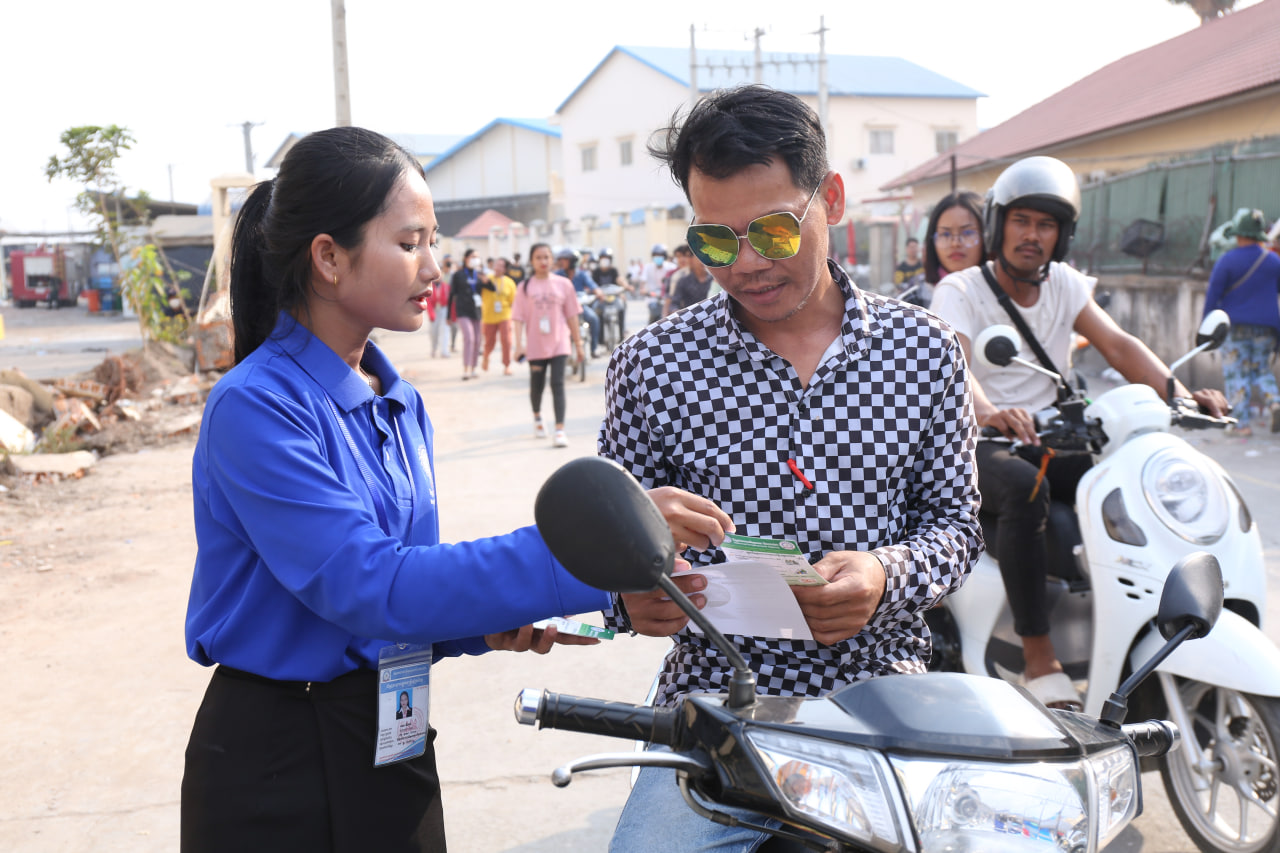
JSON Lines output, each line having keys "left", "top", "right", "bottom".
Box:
{"left": 924, "top": 190, "right": 987, "bottom": 286}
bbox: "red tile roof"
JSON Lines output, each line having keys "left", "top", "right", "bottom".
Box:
{"left": 454, "top": 208, "right": 516, "bottom": 239}
{"left": 883, "top": 0, "right": 1280, "bottom": 190}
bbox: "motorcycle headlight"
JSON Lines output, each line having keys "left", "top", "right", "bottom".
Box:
{"left": 891, "top": 744, "right": 1138, "bottom": 853}
{"left": 1141, "top": 448, "right": 1228, "bottom": 544}
{"left": 746, "top": 729, "right": 913, "bottom": 852}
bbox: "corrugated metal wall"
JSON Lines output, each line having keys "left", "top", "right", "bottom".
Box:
{"left": 1075, "top": 137, "right": 1280, "bottom": 275}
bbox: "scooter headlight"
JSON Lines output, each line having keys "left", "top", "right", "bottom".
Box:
{"left": 746, "top": 729, "right": 912, "bottom": 852}
{"left": 1141, "top": 448, "right": 1228, "bottom": 544}
{"left": 891, "top": 744, "right": 1138, "bottom": 853}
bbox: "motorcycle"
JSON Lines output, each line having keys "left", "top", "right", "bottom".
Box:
{"left": 514, "top": 455, "right": 1226, "bottom": 853}
{"left": 594, "top": 284, "right": 627, "bottom": 352}
{"left": 927, "top": 310, "right": 1280, "bottom": 852}
{"left": 573, "top": 292, "right": 595, "bottom": 382}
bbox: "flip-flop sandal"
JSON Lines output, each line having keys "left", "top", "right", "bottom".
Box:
{"left": 1022, "top": 671, "right": 1084, "bottom": 712}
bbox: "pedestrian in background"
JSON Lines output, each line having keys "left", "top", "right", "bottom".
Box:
{"left": 480, "top": 257, "right": 517, "bottom": 375}
{"left": 512, "top": 243, "right": 583, "bottom": 448}
{"left": 428, "top": 256, "right": 453, "bottom": 358}
{"left": 181, "top": 126, "right": 607, "bottom": 853}
{"left": 1203, "top": 208, "right": 1280, "bottom": 436}
{"left": 449, "top": 248, "right": 483, "bottom": 380}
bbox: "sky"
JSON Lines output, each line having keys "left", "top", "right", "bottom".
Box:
{"left": 0, "top": 0, "right": 1260, "bottom": 235}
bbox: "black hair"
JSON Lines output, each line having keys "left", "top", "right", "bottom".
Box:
{"left": 648, "top": 84, "right": 829, "bottom": 199}
{"left": 228, "top": 126, "right": 423, "bottom": 363}
{"left": 923, "top": 191, "right": 986, "bottom": 284}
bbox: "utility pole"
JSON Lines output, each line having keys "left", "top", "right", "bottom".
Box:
{"left": 814, "top": 17, "right": 829, "bottom": 136}
{"left": 752, "top": 27, "right": 765, "bottom": 83}
{"left": 689, "top": 24, "right": 698, "bottom": 109}
{"left": 331, "top": 0, "right": 352, "bottom": 127}
{"left": 240, "top": 121, "right": 263, "bottom": 174}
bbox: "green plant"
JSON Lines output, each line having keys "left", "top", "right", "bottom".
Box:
{"left": 120, "top": 244, "right": 191, "bottom": 345}
{"left": 45, "top": 125, "right": 181, "bottom": 350}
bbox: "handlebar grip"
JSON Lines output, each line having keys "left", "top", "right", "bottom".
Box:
{"left": 980, "top": 426, "right": 1004, "bottom": 438}
{"left": 1121, "top": 719, "right": 1180, "bottom": 757}
{"left": 515, "top": 689, "right": 679, "bottom": 746}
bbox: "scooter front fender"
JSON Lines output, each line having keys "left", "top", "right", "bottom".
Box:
{"left": 1130, "top": 609, "right": 1280, "bottom": 697}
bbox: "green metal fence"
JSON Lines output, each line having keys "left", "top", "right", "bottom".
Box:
{"left": 1075, "top": 136, "right": 1280, "bottom": 275}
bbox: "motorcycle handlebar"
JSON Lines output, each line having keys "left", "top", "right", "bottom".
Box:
{"left": 1120, "top": 719, "right": 1181, "bottom": 758}
{"left": 515, "top": 689, "right": 679, "bottom": 746}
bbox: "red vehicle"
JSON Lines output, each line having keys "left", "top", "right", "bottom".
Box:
{"left": 9, "top": 247, "right": 87, "bottom": 308}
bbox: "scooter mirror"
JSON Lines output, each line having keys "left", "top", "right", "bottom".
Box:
{"left": 534, "top": 456, "right": 675, "bottom": 594}
{"left": 1196, "top": 309, "right": 1230, "bottom": 351}
{"left": 1156, "top": 551, "right": 1224, "bottom": 642}
{"left": 973, "top": 324, "right": 1022, "bottom": 369}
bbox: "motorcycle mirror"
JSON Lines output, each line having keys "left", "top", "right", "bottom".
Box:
{"left": 972, "top": 325, "right": 1022, "bottom": 369}
{"left": 534, "top": 456, "right": 675, "bottom": 594}
{"left": 1156, "top": 551, "right": 1224, "bottom": 641}
{"left": 1101, "top": 551, "right": 1225, "bottom": 727}
{"left": 1196, "top": 309, "right": 1230, "bottom": 351}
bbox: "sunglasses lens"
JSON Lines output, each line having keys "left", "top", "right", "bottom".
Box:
{"left": 688, "top": 225, "right": 739, "bottom": 267}
{"left": 747, "top": 213, "right": 802, "bottom": 259}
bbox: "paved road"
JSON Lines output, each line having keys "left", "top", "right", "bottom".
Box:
{"left": 4, "top": 296, "right": 1280, "bottom": 851}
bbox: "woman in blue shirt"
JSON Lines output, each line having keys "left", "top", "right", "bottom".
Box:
{"left": 181, "top": 127, "right": 610, "bottom": 852}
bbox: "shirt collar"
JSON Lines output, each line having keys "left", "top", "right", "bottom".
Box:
{"left": 265, "top": 311, "right": 410, "bottom": 412}
{"left": 713, "top": 259, "right": 878, "bottom": 359}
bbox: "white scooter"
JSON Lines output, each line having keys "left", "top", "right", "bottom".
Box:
{"left": 927, "top": 310, "right": 1280, "bottom": 853}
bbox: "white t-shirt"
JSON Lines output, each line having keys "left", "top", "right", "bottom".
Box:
{"left": 931, "top": 262, "right": 1094, "bottom": 413}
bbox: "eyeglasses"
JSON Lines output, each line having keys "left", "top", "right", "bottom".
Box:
{"left": 687, "top": 184, "right": 822, "bottom": 268}
{"left": 933, "top": 228, "right": 981, "bottom": 248}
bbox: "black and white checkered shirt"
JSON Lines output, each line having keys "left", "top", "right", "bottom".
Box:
{"left": 599, "top": 261, "right": 982, "bottom": 708}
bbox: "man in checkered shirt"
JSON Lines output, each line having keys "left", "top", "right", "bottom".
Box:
{"left": 602, "top": 85, "right": 983, "bottom": 852}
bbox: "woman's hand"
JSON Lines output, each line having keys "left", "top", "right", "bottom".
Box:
{"left": 485, "top": 623, "right": 599, "bottom": 654}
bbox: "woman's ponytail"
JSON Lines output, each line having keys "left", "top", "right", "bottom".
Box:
{"left": 229, "top": 179, "right": 277, "bottom": 364}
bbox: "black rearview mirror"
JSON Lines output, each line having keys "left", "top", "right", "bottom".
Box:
{"left": 534, "top": 457, "right": 675, "bottom": 594}
{"left": 1157, "top": 551, "right": 1224, "bottom": 641}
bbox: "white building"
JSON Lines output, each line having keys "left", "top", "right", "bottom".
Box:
{"left": 556, "top": 46, "right": 983, "bottom": 235}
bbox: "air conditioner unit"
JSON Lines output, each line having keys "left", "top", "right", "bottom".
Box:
{"left": 851, "top": 158, "right": 867, "bottom": 171}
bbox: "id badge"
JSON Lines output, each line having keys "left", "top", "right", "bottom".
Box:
{"left": 374, "top": 643, "right": 432, "bottom": 767}
{"left": 494, "top": 302, "right": 504, "bottom": 315}
{"left": 538, "top": 315, "right": 552, "bottom": 335}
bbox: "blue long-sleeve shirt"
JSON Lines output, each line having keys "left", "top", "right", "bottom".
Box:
{"left": 1203, "top": 244, "right": 1280, "bottom": 334}
{"left": 186, "top": 313, "right": 609, "bottom": 681}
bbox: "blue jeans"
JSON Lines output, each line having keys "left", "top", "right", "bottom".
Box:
{"left": 580, "top": 304, "right": 600, "bottom": 352}
{"left": 1220, "top": 326, "right": 1278, "bottom": 428}
{"left": 609, "top": 746, "right": 781, "bottom": 852}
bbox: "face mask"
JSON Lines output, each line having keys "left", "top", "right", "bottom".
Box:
{"left": 652, "top": 255, "right": 665, "bottom": 265}
{"left": 599, "top": 259, "right": 611, "bottom": 269}
{"left": 467, "top": 258, "right": 479, "bottom": 269}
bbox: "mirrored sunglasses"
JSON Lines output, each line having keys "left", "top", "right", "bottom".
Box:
{"left": 687, "top": 184, "right": 822, "bottom": 268}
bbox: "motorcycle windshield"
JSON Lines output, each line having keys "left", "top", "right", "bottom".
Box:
{"left": 825, "top": 672, "right": 1081, "bottom": 759}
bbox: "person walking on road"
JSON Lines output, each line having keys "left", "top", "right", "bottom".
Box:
{"left": 512, "top": 243, "right": 583, "bottom": 448}
{"left": 479, "top": 257, "right": 517, "bottom": 374}
{"left": 181, "top": 127, "right": 608, "bottom": 853}
{"left": 449, "top": 248, "right": 483, "bottom": 380}
{"left": 1203, "top": 208, "right": 1280, "bottom": 436}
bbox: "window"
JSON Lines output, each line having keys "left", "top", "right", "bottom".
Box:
{"left": 619, "top": 138, "right": 633, "bottom": 167}
{"left": 935, "top": 130, "right": 959, "bottom": 154}
{"left": 581, "top": 145, "right": 597, "bottom": 172}
{"left": 869, "top": 129, "right": 894, "bottom": 155}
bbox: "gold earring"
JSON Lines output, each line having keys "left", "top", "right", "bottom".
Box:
{"left": 333, "top": 274, "right": 338, "bottom": 287}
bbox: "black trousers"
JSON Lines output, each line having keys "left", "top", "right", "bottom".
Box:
{"left": 975, "top": 441, "right": 1094, "bottom": 638}
{"left": 529, "top": 355, "right": 568, "bottom": 424}
{"left": 182, "top": 666, "right": 445, "bottom": 852}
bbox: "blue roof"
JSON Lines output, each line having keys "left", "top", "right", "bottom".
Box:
{"left": 557, "top": 46, "right": 983, "bottom": 112}
{"left": 424, "top": 118, "right": 560, "bottom": 175}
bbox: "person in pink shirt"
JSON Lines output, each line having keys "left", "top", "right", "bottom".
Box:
{"left": 511, "top": 243, "right": 584, "bottom": 447}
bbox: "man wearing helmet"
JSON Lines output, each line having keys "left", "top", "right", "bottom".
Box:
{"left": 556, "top": 247, "right": 601, "bottom": 357}
{"left": 930, "top": 155, "right": 1226, "bottom": 711}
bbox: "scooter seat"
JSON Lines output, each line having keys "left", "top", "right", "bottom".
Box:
{"left": 979, "top": 500, "right": 1086, "bottom": 584}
